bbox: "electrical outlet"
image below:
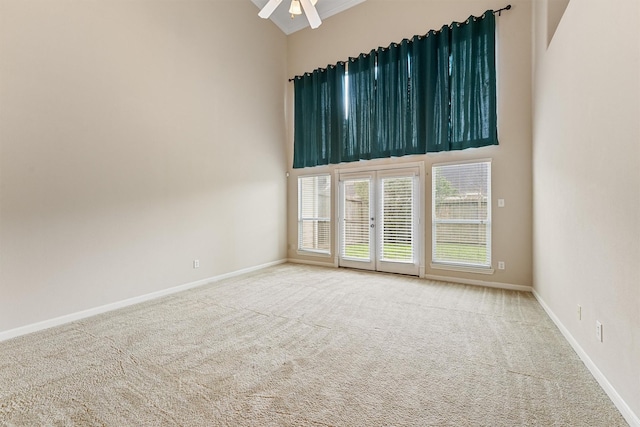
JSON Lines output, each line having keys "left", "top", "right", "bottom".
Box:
{"left": 596, "top": 321, "right": 603, "bottom": 342}
{"left": 193, "top": 259, "right": 200, "bottom": 269}
{"left": 577, "top": 304, "right": 582, "bottom": 320}
{"left": 498, "top": 261, "right": 505, "bottom": 270}
{"left": 498, "top": 199, "right": 505, "bottom": 208}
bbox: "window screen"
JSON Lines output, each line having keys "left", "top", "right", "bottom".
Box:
{"left": 298, "top": 175, "right": 331, "bottom": 253}
{"left": 432, "top": 161, "right": 491, "bottom": 267}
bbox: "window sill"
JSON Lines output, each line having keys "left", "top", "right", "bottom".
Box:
{"left": 297, "top": 249, "right": 332, "bottom": 258}
{"left": 430, "top": 262, "right": 495, "bottom": 275}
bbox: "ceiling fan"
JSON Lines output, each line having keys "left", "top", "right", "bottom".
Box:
{"left": 258, "top": 0, "right": 322, "bottom": 29}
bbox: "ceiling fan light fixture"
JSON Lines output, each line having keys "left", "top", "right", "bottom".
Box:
{"left": 289, "top": 0, "right": 302, "bottom": 16}
{"left": 258, "top": 0, "right": 322, "bottom": 29}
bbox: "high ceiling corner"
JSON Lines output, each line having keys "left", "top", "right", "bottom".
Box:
{"left": 251, "top": 0, "right": 366, "bottom": 35}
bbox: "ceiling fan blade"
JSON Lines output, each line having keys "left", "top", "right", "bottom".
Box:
{"left": 299, "top": 0, "right": 322, "bottom": 29}
{"left": 258, "top": 0, "right": 283, "bottom": 19}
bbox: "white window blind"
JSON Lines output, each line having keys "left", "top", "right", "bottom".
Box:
{"left": 298, "top": 175, "right": 331, "bottom": 254}
{"left": 379, "top": 176, "right": 414, "bottom": 263}
{"left": 432, "top": 161, "right": 491, "bottom": 267}
{"left": 341, "top": 179, "right": 370, "bottom": 260}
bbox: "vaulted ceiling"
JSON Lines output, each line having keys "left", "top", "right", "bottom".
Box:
{"left": 250, "top": 0, "right": 366, "bottom": 35}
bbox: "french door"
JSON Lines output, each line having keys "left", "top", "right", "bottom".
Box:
{"left": 338, "top": 167, "right": 420, "bottom": 276}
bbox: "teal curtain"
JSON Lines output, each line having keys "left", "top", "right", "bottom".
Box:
{"left": 449, "top": 11, "right": 498, "bottom": 149}
{"left": 292, "top": 9, "right": 498, "bottom": 169}
{"left": 293, "top": 63, "right": 346, "bottom": 168}
{"left": 410, "top": 27, "right": 451, "bottom": 152}
{"left": 374, "top": 40, "right": 413, "bottom": 158}
{"left": 344, "top": 52, "right": 376, "bottom": 162}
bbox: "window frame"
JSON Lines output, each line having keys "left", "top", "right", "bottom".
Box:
{"left": 297, "top": 174, "right": 332, "bottom": 257}
{"left": 431, "top": 159, "right": 493, "bottom": 274}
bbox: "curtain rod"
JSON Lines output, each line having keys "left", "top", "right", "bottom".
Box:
{"left": 288, "top": 5, "right": 512, "bottom": 82}
{"left": 494, "top": 4, "right": 512, "bottom": 16}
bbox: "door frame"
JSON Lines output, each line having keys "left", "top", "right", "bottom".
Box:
{"left": 334, "top": 162, "right": 426, "bottom": 277}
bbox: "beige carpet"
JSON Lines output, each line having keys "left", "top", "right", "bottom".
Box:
{"left": 0, "top": 264, "right": 628, "bottom": 426}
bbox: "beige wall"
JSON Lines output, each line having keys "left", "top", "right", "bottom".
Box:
{"left": 0, "top": 0, "right": 288, "bottom": 333}
{"left": 533, "top": 0, "right": 640, "bottom": 419}
{"left": 286, "top": 0, "right": 533, "bottom": 288}
{"left": 546, "top": 0, "right": 570, "bottom": 47}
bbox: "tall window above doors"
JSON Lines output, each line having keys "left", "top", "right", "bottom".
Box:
{"left": 298, "top": 175, "right": 331, "bottom": 255}
{"left": 432, "top": 161, "right": 492, "bottom": 269}
{"left": 292, "top": 9, "right": 500, "bottom": 169}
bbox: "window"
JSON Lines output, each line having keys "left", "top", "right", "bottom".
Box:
{"left": 432, "top": 161, "right": 491, "bottom": 269}
{"left": 292, "top": 10, "right": 498, "bottom": 169}
{"left": 298, "top": 175, "right": 331, "bottom": 254}
{"left": 379, "top": 176, "right": 415, "bottom": 263}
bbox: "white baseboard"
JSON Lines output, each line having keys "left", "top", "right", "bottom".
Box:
{"left": 424, "top": 274, "right": 532, "bottom": 293}
{"left": 287, "top": 257, "right": 336, "bottom": 268}
{"left": 0, "top": 259, "right": 287, "bottom": 343}
{"left": 287, "top": 259, "right": 530, "bottom": 293}
{"left": 533, "top": 290, "right": 640, "bottom": 427}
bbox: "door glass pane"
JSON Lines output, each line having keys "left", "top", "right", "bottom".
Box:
{"left": 342, "top": 179, "right": 370, "bottom": 260}
{"left": 380, "top": 176, "right": 414, "bottom": 262}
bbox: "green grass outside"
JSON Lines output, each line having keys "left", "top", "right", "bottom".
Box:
{"left": 344, "top": 242, "right": 488, "bottom": 264}
{"left": 344, "top": 243, "right": 413, "bottom": 260}
{"left": 434, "top": 242, "right": 487, "bottom": 264}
